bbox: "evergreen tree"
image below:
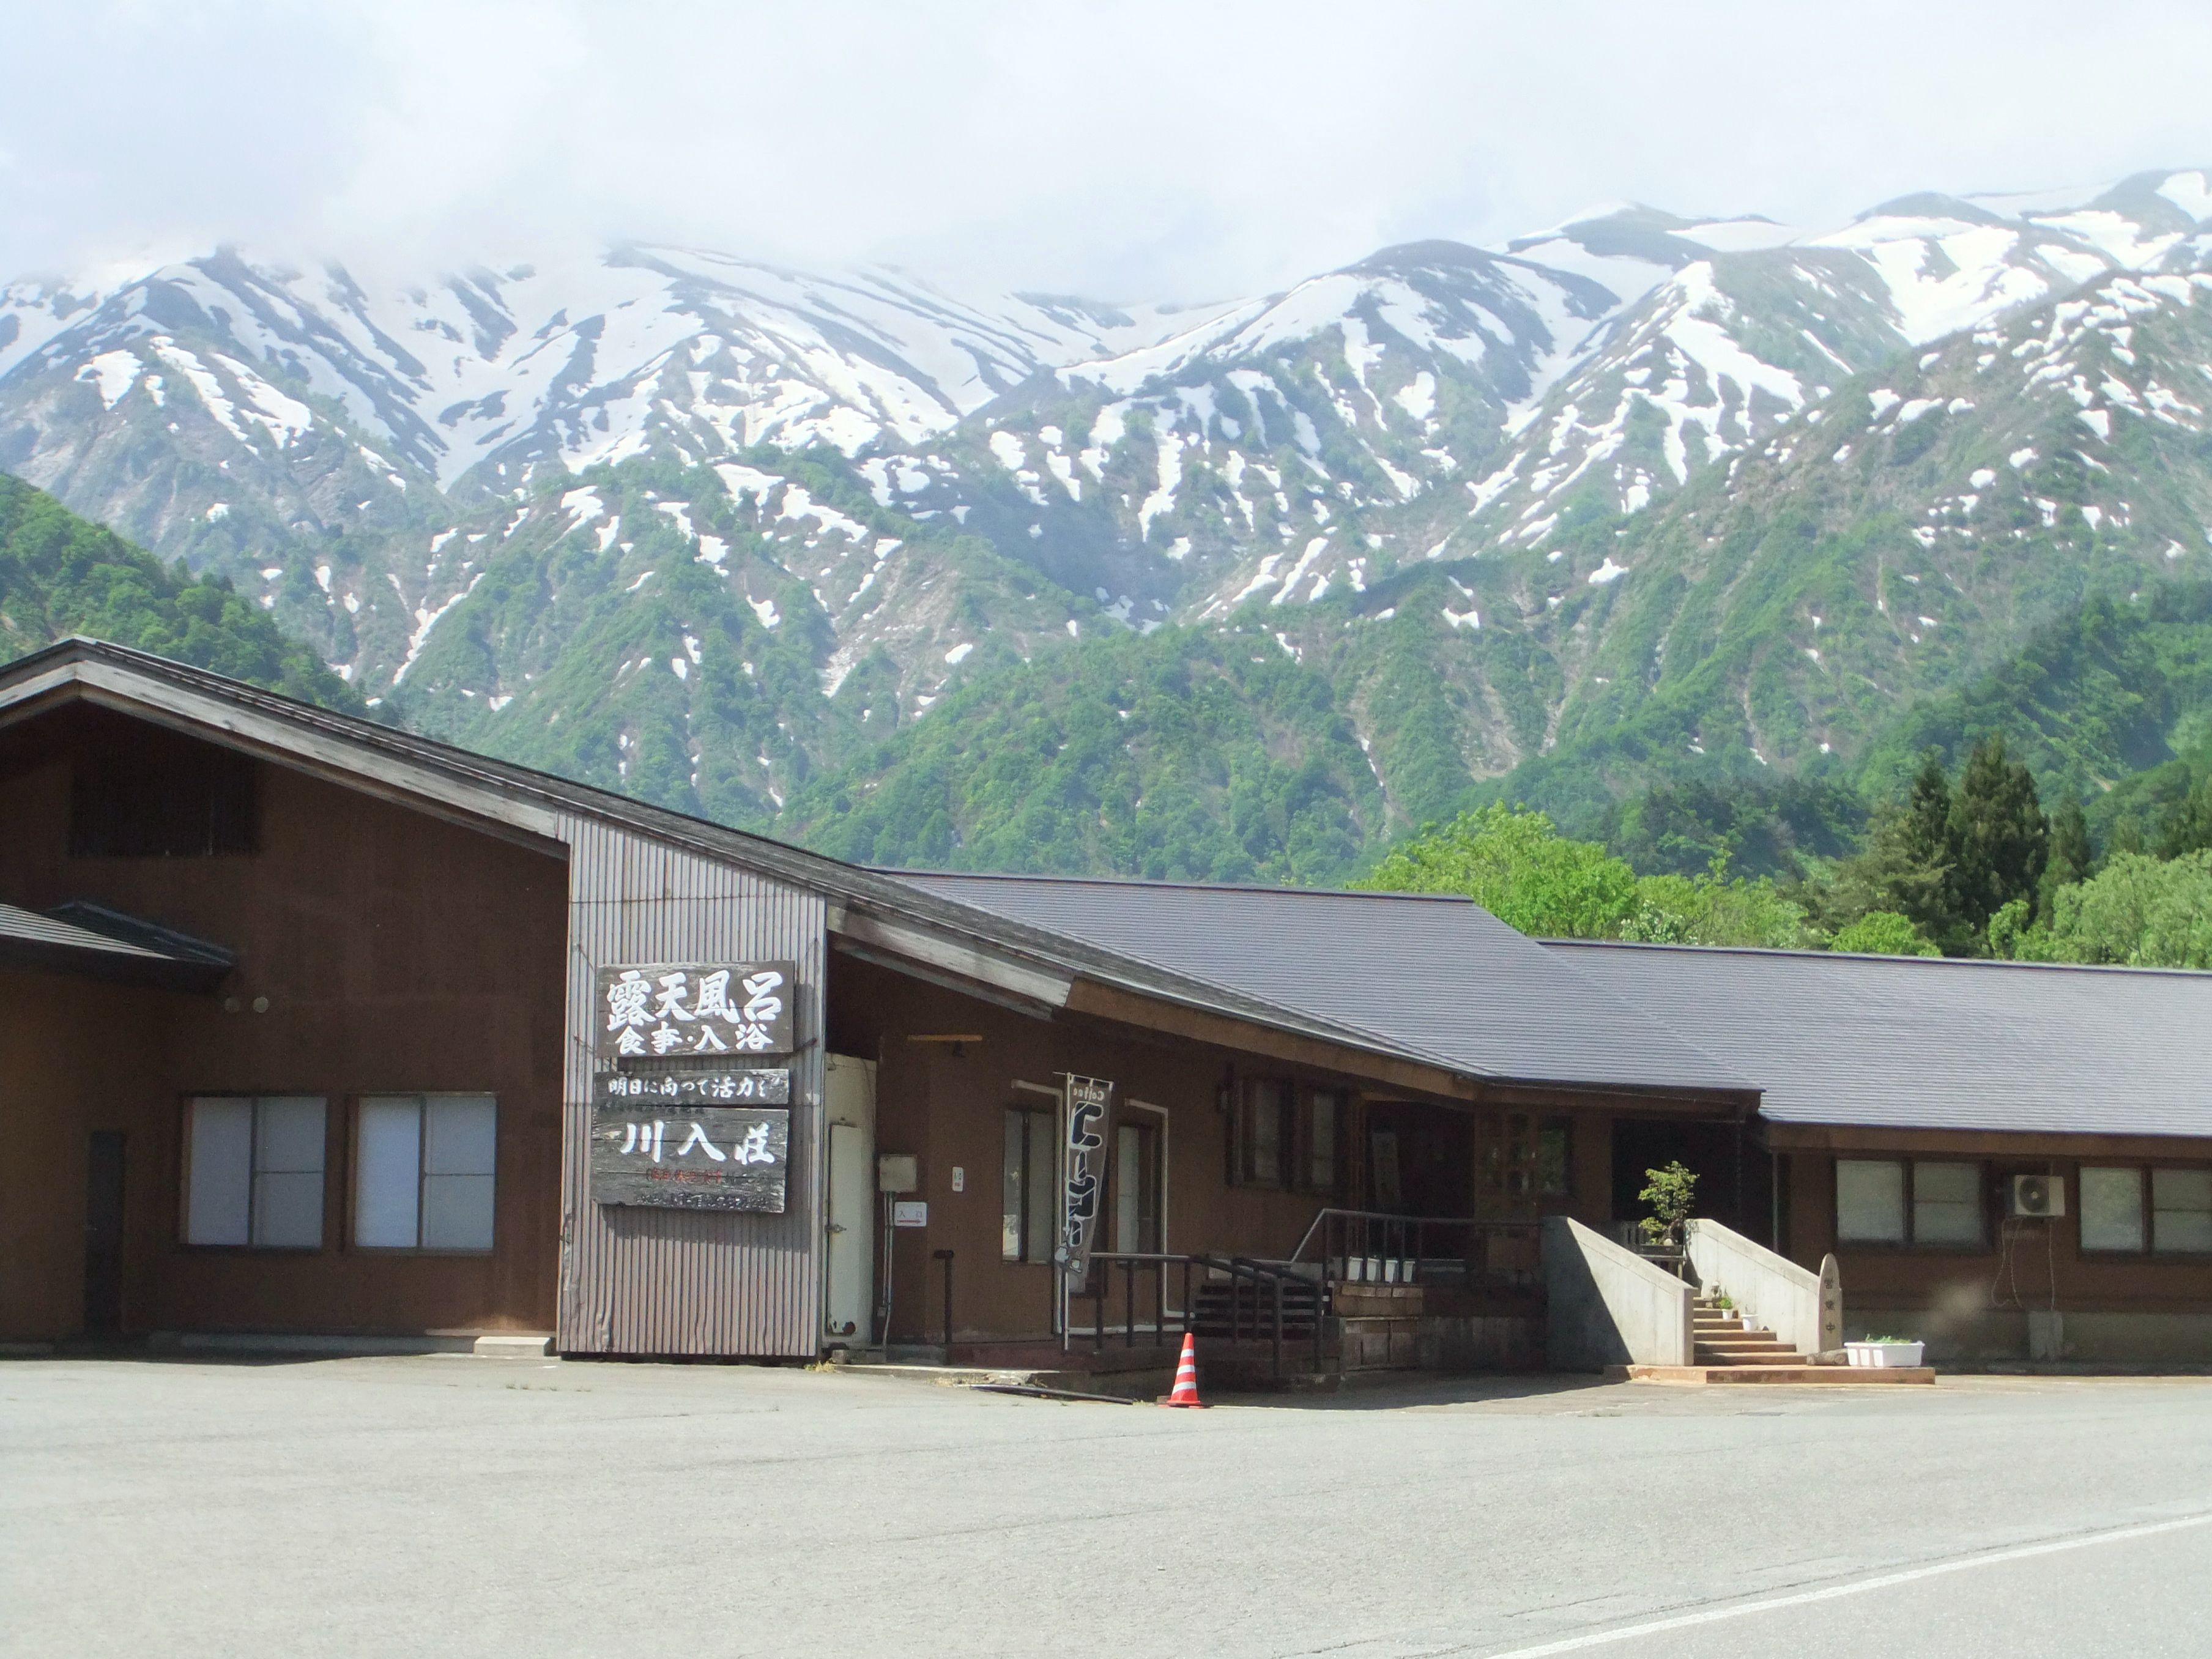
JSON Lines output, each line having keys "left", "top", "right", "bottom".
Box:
{"left": 1947, "top": 736, "right": 2048, "bottom": 935}
{"left": 1814, "top": 798, "right": 1954, "bottom": 948}
{"left": 1901, "top": 751, "right": 1956, "bottom": 877}
{"left": 2154, "top": 774, "right": 2212, "bottom": 859}
{"left": 2043, "top": 796, "right": 2093, "bottom": 910}
{"left": 1880, "top": 751, "right": 1971, "bottom": 950}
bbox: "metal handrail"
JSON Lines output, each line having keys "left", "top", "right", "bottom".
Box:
{"left": 1291, "top": 1208, "right": 1543, "bottom": 1282}
{"left": 1080, "top": 1251, "right": 1323, "bottom": 1381}
{"left": 1289, "top": 1206, "right": 1506, "bottom": 1264}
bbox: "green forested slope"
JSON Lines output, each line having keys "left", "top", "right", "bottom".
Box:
{"left": 780, "top": 622, "right": 1386, "bottom": 882}
{"left": 0, "top": 472, "right": 358, "bottom": 707}
{"left": 782, "top": 574, "right": 2212, "bottom": 885}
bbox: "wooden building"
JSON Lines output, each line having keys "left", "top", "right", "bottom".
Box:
{"left": 0, "top": 640, "right": 1750, "bottom": 1362}
{"left": 13, "top": 639, "right": 2212, "bottom": 1372}
{"left": 1553, "top": 941, "right": 2212, "bottom": 1365}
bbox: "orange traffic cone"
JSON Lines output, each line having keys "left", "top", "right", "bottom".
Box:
{"left": 1160, "top": 1331, "right": 1206, "bottom": 1408}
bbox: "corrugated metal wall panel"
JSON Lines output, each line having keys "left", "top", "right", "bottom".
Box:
{"left": 555, "top": 815, "right": 828, "bottom": 1357}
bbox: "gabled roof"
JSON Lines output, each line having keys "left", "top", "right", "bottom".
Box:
{"left": 1547, "top": 939, "right": 2212, "bottom": 1138}
{"left": 896, "top": 872, "right": 1751, "bottom": 1095}
{"left": 0, "top": 639, "right": 1750, "bottom": 1099}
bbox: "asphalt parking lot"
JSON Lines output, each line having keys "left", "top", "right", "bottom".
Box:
{"left": 5, "top": 1357, "right": 2210, "bottom": 1657}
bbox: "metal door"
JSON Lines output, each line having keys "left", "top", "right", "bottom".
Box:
{"left": 83, "top": 1131, "right": 126, "bottom": 1335}
{"left": 822, "top": 1055, "right": 877, "bottom": 1346}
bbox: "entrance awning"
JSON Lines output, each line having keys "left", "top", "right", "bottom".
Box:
{"left": 0, "top": 900, "right": 233, "bottom": 993}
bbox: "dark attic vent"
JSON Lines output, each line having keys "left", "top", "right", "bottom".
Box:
{"left": 70, "top": 729, "right": 257, "bottom": 857}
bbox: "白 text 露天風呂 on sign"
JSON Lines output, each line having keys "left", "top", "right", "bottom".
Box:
{"left": 590, "top": 1071, "right": 792, "bottom": 1212}
{"left": 597, "top": 962, "right": 796, "bottom": 1059}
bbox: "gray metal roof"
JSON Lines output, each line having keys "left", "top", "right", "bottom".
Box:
{"left": 894, "top": 872, "right": 1753, "bottom": 1096}
{"left": 1547, "top": 940, "right": 2212, "bottom": 1138}
{"left": 0, "top": 639, "right": 1744, "bottom": 1098}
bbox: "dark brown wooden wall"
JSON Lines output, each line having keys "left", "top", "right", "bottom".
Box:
{"left": 1785, "top": 1149, "right": 2212, "bottom": 1321}
{"left": 0, "top": 713, "right": 568, "bottom": 1341}
{"left": 826, "top": 953, "right": 1647, "bottom": 1346}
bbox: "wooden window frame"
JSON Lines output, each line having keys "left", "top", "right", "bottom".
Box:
{"left": 349, "top": 1094, "right": 499, "bottom": 1256}
{"left": 1302, "top": 1089, "right": 1344, "bottom": 1199}
{"left": 1001, "top": 1103, "right": 1057, "bottom": 1265}
{"left": 2079, "top": 1163, "right": 2212, "bottom": 1260}
{"left": 1534, "top": 1115, "right": 1573, "bottom": 1202}
{"left": 1107, "top": 1115, "right": 1165, "bottom": 1256}
{"left": 1228, "top": 1078, "right": 1295, "bottom": 1190}
{"left": 1834, "top": 1157, "right": 1989, "bottom": 1253}
{"left": 178, "top": 1094, "right": 328, "bottom": 1252}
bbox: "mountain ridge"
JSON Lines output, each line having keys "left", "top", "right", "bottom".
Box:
{"left": 12, "top": 169, "right": 2212, "bottom": 877}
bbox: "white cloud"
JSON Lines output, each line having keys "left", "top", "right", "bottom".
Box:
{"left": 4, "top": 0, "right": 2212, "bottom": 299}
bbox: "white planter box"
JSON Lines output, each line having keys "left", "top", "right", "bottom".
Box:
{"left": 1844, "top": 1340, "right": 1924, "bottom": 1368}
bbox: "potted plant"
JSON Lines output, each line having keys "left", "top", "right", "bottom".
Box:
{"left": 1844, "top": 1333, "right": 1925, "bottom": 1368}
{"left": 1712, "top": 1294, "right": 1757, "bottom": 1330}
{"left": 1638, "top": 1161, "right": 1698, "bottom": 1258}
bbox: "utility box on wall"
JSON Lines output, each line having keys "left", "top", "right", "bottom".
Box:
{"left": 877, "top": 1153, "right": 918, "bottom": 1194}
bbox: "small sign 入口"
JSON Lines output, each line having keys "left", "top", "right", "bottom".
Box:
{"left": 598, "top": 962, "right": 796, "bottom": 1060}
{"left": 893, "top": 1201, "right": 929, "bottom": 1228}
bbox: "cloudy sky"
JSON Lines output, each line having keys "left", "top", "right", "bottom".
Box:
{"left": 7, "top": 0, "right": 2212, "bottom": 300}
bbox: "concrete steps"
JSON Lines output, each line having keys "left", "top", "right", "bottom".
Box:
{"left": 1692, "top": 1299, "right": 1811, "bottom": 1368}
{"left": 1626, "top": 1299, "right": 1937, "bottom": 1385}
{"left": 1614, "top": 1362, "right": 1936, "bottom": 1385}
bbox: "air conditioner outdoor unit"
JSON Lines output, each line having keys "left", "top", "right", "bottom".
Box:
{"left": 2009, "top": 1173, "right": 2066, "bottom": 1218}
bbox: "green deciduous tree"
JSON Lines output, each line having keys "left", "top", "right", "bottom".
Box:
{"left": 2017, "top": 851, "right": 2212, "bottom": 968}
{"left": 1829, "top": 910, "right": 1940, "bottom": 956}
{"left": 1359, "top": 803, "right": 1639, "bottom": 938}
{"left": 1361, "top": 803, "right": 1814, "bottom": 946}
{"left": 1622, "top": 869, "right": 1819, "bottom": 948}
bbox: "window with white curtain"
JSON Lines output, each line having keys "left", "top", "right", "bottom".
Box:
{"left": 1910, "top": 1161, "right": 1984, "bottom": 1247}
{"left": 2153, "top": 1168, "right": 2212, "bottom": 1254}
{"left": 2080, "top": 1166, "right": 2212, "bottom": 1255}
{"left": 354, "top": 1096, "right": 497, "bottom": 1252}
{"left": 2079, "top": 1166, "right": 2146, "bottom": 1253}
{"left": 185, "top": 1097, "right": 326, "bottom": 1248}
{"left": 1835, "top": 1159, "right": 1906, "bottom": 1244}
{"left": 1836, "top": 1159, "right": 1987, "bottom": 1247}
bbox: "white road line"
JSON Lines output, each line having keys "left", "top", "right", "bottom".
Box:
{"left": 1476, "top": 1511, "right": 2212, "bottom": 1658}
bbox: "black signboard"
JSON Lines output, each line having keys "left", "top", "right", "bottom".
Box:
{"left": 590, "top": 1071, "right": 792, "bottom": 1212}
{"left": 597, "top": 962, "right": 796, "bottom": 1060}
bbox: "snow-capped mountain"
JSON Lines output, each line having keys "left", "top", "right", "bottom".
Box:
{"left": 0, "top": 247, "right": 1219, "bottom": 484}
{"left": 907, "top": 173, "right": 2212, "bottom": 622}
{"left": 7, "top": 174, "right": 2210, "bottom": 653}
{"left": 10, "top": 169, "right": 2212, "bottom": 848}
